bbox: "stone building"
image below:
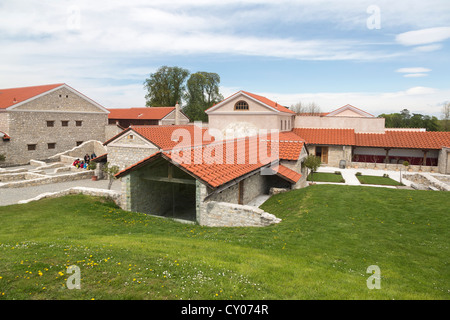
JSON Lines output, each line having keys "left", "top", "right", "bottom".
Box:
{"left": 115, "top": 133, "right": 307, "bottom": 226}
{"left": 0, "top": 83, "right": 109, "bottom": 166}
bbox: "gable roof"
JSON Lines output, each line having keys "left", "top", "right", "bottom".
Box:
{"left": 206, "top": 90, "right": 295, "bottom": 114}
{"left": 115, "top": 133, "right": 304, "bottom": 188}
{"left": 0, "top": 83, "right": 109, "bottom": 113}
{"left": 326, "top": 104, "right": 374, "bottom": 117}
{"left": 104, "top": 124, "right": 214, "bottom": 150}
{"left": 0, "top": 84, "right": 64, "bottom": 109}
{"left": 107, "top": 107, "right": 176, "bottom": 120}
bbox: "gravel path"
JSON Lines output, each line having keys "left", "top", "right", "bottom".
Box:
{"left": 0, "top": 179, "right": 121, "bottom": 207}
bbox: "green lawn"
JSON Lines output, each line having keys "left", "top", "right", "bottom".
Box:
{"left": 0, "top": 185, "right": 448, "bottom": 300}
{"left": 307, "top": 172, "right": 345, "bottom": 183}
{"left": 356, "top": 175, "right": 403, "bottom": 186}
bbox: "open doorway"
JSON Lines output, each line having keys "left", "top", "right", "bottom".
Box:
{"left": 316, "top": 146, "right": 329, "bottom": 164}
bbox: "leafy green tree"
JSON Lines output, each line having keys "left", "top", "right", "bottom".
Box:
{"left": 303, "top": 154, "right": 321, "bottom": 183}
{"left": 183, "top": 71, "right": 223, "bottom": 122}
{"left": 144, "top": 66, "right": 190, "bottom": 107}
{"left": 102, "top": 162, "right": 120, "bottom": 190}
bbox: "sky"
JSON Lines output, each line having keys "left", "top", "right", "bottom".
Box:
{"left": 1, "top": 0, "right": 449, "bottom": 116}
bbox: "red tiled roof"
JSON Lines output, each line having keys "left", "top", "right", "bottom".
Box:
{"left": 293, "top": 128, "right": 356, "bottom": 146}
{"left": 242, "top": 91, "right": 295, "bottom": 114}
{"left": 271, "top": 164, "right": 302, "bottom": 183}
{"left": 115, "top": 134, "right": 303, "bottom": 188}
{"left": 164, "top": 136, "right": 279, "bottom": 188}
{"left": 104, "top": 125, "right": 214, "bottom": 150}
{"left": 0, "top": 84, "right": 64, "bottom": 109}
{"left": 107, "top": 107, "right": 175, "bottom": 120}
{"left": 206, "top": 90, "right": 295, "bottom": 114}
{"left": 265, "top": 131, "right": 305, "bottom": 161}
{"left": 355, "top": 131, "right": 450, "bottom": 149}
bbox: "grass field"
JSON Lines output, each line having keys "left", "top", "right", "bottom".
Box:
{"left": 356, "top": 175, "right": 403, "bottom": 186}
{"left": 307, "top": 172, "right": 345, "bottom": 183}
{"left": 0, "top": 185, "right": 448, "bottom": 300}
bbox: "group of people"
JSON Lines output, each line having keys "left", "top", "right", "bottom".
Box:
{"left": 72, "top": 153, "right": 97, "bottom": 169}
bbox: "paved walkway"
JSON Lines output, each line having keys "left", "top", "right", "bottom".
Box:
{"left": 316, "top": 166, "right": 415, "bottom": 188}
{"left": 0, "top": 179, "right": 121, "bottom": 207}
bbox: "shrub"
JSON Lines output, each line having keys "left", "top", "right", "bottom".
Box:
{"left": 355, "top": 172, "right": 362, "bottom": 176}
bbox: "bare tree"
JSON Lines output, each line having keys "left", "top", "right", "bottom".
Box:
{"left": 291, "top": 101, "right": 321, "bottom": 115}
{"left": 441, "top": 102, "right": 450, "bottom": 131}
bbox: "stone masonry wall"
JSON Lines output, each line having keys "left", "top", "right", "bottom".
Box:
{"left": 107, "top": 145, "right": 158, "bottom": 170}
{"left": 4, "top": 86, "right": 108, "bottom": 165}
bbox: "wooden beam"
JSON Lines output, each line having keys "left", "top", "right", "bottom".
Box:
{"left": 142, "top": 176, "right": 196, "bottom": 185}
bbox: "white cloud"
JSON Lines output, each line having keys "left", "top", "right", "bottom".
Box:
{"left": 403, "top": 73, "right": 428, "bottom": 78}
{"left": 396, "top": 27, "right": 450, "bottom": 46}
{"left": 396, "top": 67, "right": 431, "bottom": 73}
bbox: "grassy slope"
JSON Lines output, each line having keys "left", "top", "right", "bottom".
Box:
{"left": 0, "top": 185, "right": 448, "bottom": 300}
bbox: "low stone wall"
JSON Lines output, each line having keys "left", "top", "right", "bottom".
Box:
{"left": 0, "top": 170, "right": 94, "bottom": 188}
{"left": 200, "top": 201, "right": 281, "bottom": 227}
{"left": 403, "top": 173, "right": 450, "bottom": 191}
{"left": 351, "top": 162, "right": 438, "bottom": 173}
{"left": 17, "top": 187, "right": 121, "bottom": 206}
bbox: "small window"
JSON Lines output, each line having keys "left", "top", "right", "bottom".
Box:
{"left": 66, "top": 95, "right": 69, "bottom": 98}
{"left": 128, "top": 134, "right": 134, "bottom": 140}
{"left": 61, "top": 120, "right": 69, "bottom": 127}
{"left": 47, "top": 121, "right": 55, "bottom": 127}
{"left": 76, "top": 121, "right": 82, "bottom": 127}
{"left": 48, "top": 143, "right": 56, "bottom": 149}
{"left": 27, "top": 144, "right": 37, "bottom": 151}
{"left": 76, "top": 141, "right": 83, "bottom": 146}
{"left": 234, "top": 100, "right": 249, "bottom": 110}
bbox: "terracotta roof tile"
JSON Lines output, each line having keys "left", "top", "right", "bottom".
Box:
{"left": 271, "top": 164, "right": 302, "bottom": 183}
{"left": 293, "top": 128, "right": 356, "bottom": 145}
{"left": 0, "top": 84, "right": 64, "bottom": 109}
{"left": 355, "top": 131, "right": 450, "bottom": 149}
{"left": 242, "top": 91, "right": 295, "bottom": 114}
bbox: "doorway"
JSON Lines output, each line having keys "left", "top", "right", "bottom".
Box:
{"left": 316, "top": 146, "right": 329, "bottom": 164}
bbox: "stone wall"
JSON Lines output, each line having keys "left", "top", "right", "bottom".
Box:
{"left": 403, "top": 173, "right": 450, "bottom": 191}
{"left": 199, "top": 201, "right": 281, "bottom": 227}
{"left": 107, "top": 145, "right": 158, "bottom": 170}
{"left": 351, "top": 161, "right": 439, "bottom": 172}
{"left": 438, "top": 148, "right": 449, "bottom": 174}
{"left": 3, "top": 86, "right": 108, "bottom": 166}
{"left": 17, "top": 186, "right": 122, "bottom": 207}
{"left": 308, "top": 145, "right": 352, "bottom": 168}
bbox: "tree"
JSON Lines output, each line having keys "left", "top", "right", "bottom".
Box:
{"left": 144, "top": 66, "right": 190, "bottom": 107}
{"left": 378, "top": 109, "right": 439, "bottom": 131}
{"left": 441, "top": 102, "right": 450, "bottom": 131}
{"left": 183, "top": 71, "right": 223, "bottom": 122}
{"left": 290, "top": 101, "right": 321, "bottom": 115}
{"left": 102, "top": 162, "right": 119, "bottom": 190}
{"left": 303, "top": 154, "right": 321, "bottom": 183}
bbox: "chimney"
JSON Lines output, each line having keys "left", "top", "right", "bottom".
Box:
{"left": 175, "top": 101, "right": 180, "bottom": 125}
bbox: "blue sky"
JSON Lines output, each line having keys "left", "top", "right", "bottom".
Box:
{"left": 1, "top": 0, "right": 449, "bottom": 116}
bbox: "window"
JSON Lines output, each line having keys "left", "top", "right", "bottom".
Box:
{"left": 61, "top": 120, "right": 69, "bottom": 127}
{"left": 48, "top": 143, "right": 56, "bottom": 149}
{"left": 75, "top": 121, "right": 82, "bottom": 127}
{"left": 46, "top": 121, "right": 55, "bottom": 127}
{"left": 76, "top": 141, "right": 83, "bottom": 146}
{"left": 27, "top": 144, "right": 37, "bottom": 151}
{"left": 127, "top": 134, "right": 134, "bottom": 140}
{"left": 234, "top": 100, "right": 249, "bottom": 110}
